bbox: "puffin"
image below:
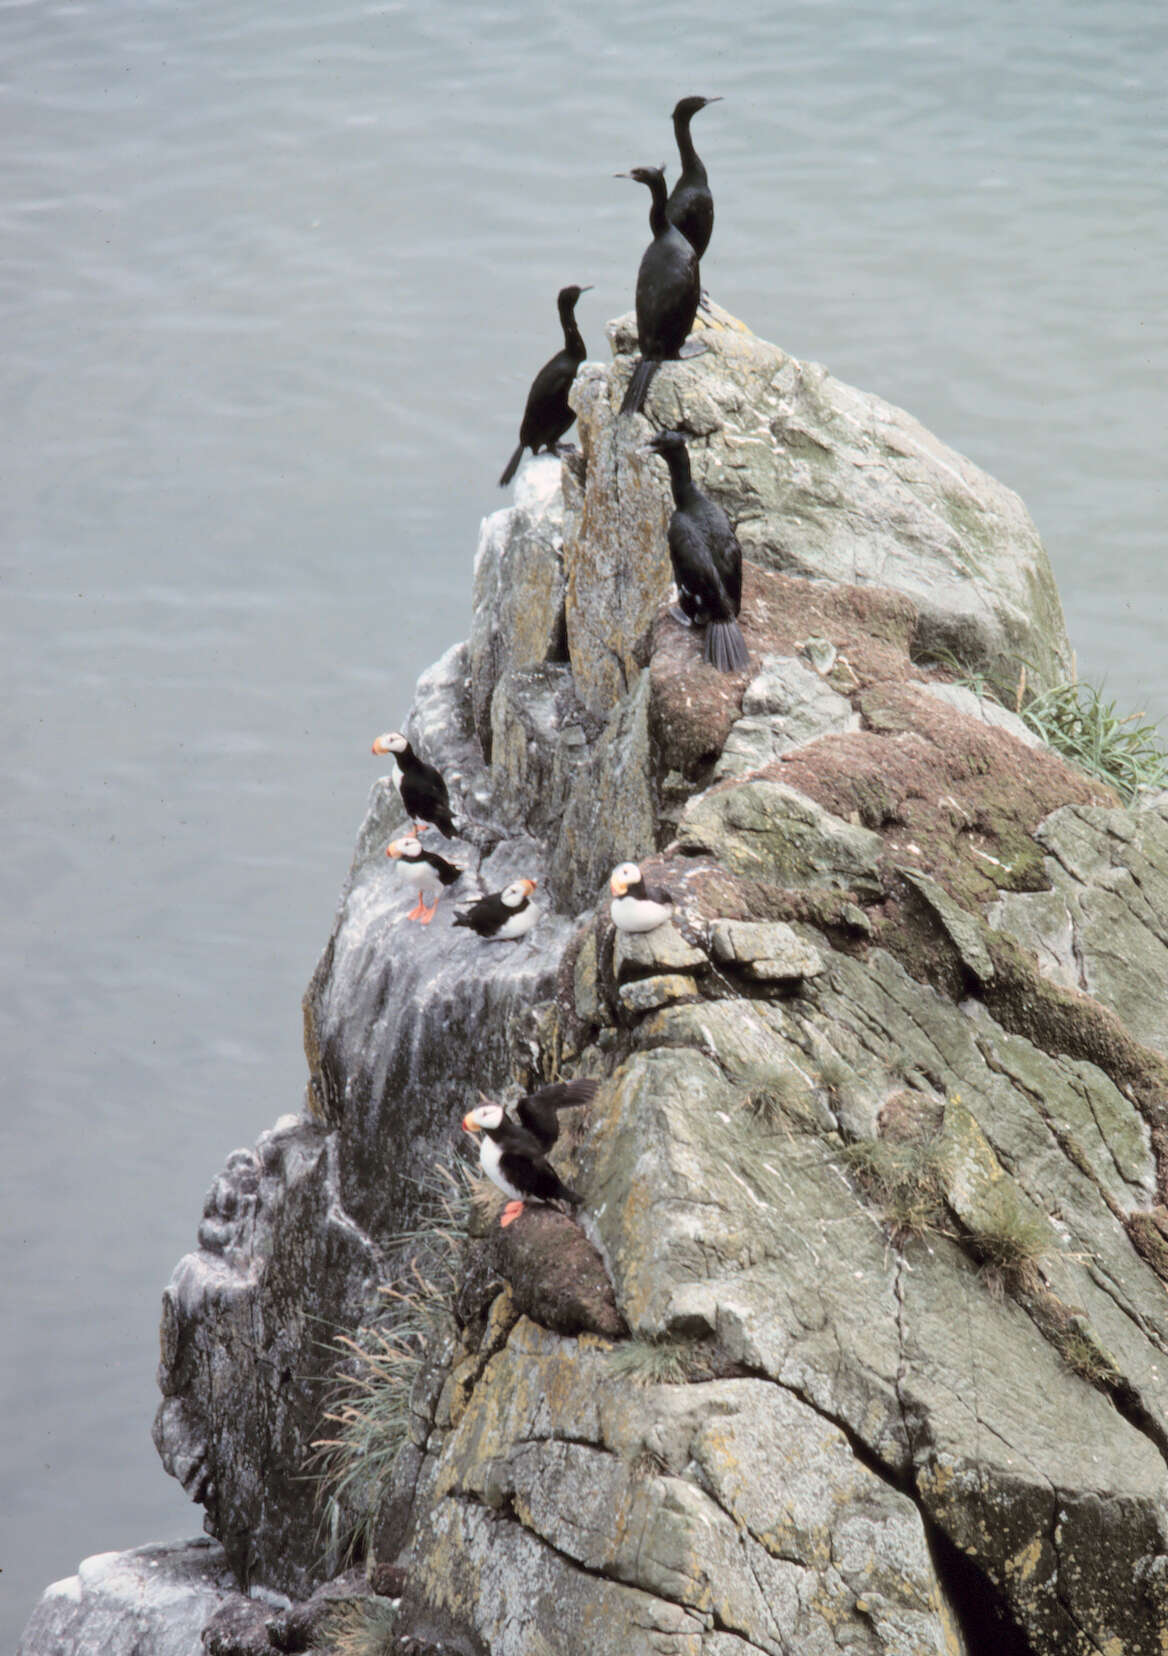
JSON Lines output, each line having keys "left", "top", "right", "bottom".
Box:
{"left": 478, "top": 1077, "right": 601, "bottom": 1153}
{"left": 498, "top": 284, "right": 592, "bottom": 487}
{"left": 610, "top": 862, "right": 674, "bottom": 934}
{"left": 385, "top": 835, "right": 462, "bottom": 925}
{"left": 643, "top": 429, "right": 749, "bottom": 674}
{"left": 452, "top": 878, "right": 538, "bottom": 940}
{"left": 461, "top": 1102, "right": 582, "bottom": 1227}
{"left": 371, "top": 731, "right": 457, "bottom": 837}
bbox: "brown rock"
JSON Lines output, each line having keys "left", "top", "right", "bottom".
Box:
{"left": 485, "top": 1206, "right": 626, "bottom": 1340}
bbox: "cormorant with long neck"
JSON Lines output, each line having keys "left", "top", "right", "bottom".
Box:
{"left": 644, "top": 430, "right": 749, "bottom": 673}
{"left": 499, "top": 284, "right": 591, "bottom": 486}
{"left": 617, "top": 165, "right": 700, "bottom": 417}
{"left": 666, "top": 95, "right": 722, "bottom": 258}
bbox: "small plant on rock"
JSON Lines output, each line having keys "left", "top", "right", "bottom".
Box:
{"left": 964, "top": 1179, "right": 1051, "bottom": 1295}
{"left": 841, "top": 1134, "right": 950, "bottom": 1243}
{"left": 312, "top": 1169, "right": 469, "bottom": 1568}
{"left": 607, "top": 1336, "right": 716, "bottom": 1386}
{"left": 322, "top": 1596, "right": 399, "bottom": 1656}
{"left": 1020, "top": 679, "right": 1167, "bottom": 803}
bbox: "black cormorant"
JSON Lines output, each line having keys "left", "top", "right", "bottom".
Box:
{"left": 644, "top": 430, "right": 749, "bottom": 673}
{"left": 499, "top": 284, "right": 591, "bottom": 486}
{"left": 616, "top": 165, "right": 700, "bottom": 416}
{"left": 666, "top": 95, "right": 722, "bottom": 259}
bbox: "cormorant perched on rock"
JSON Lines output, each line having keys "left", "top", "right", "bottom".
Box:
{"left": 499, "top": 285, "right": 592, "bottom": 486}
{"left": 385, "top": 835, "right": 462, "bottom": 925}
{"left": 609, "top": 862, "right": 675, "bottom": 933}
{"left": 666, "top": 95, "right": 722, "bottom": 259}
{"left": 644, "top": 430, "right": 749, "bottom": 672}
{"left": 461, "top": 1102, "right": 582, "bottom": 1227}
{"left": 452, "top": 878, "right": 538, "bottom": 940}
{"left": 371, "top": 731, "right": 457, "bottom": 837}
{"left": 617, "top": 165, "right": 700, "bottom": 416}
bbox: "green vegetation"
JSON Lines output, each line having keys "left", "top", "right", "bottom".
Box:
{"left": 924, "top": 650, "right": 1167, "bottom": 804}
{"left": 1055, "top": 1323, "right": 1121, "bottom": 1388}
{"left": 313, "top": 1170, "right": 469, "bottom": 1568}
{"left": 1020, "top": 679, "right": 1167, "bottom": 802}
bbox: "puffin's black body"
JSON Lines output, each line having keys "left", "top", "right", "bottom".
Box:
{"left": 374, "top": 733, "right": 457, "bottom": 837}
{"left": 513, "top": 1078, "right": 600, "bottom": 1151}
{"left": 411, "top": 844, "right": 462, "bottom": 886}
{"left": 618, "top": 166, "right": 700, "bottom": 417}
{"left": 452, "top": 879, "right": 537, "bottom": 939}
{"left": 648, "top": 431, "right": 749, "bottom": 672}
{"left": 666, "top": 95, "right": 721, "bottom": 259}
{"left": 499, "top": 285, "right": 591, "bottom": 487}
{"left": 462, "top": 1105, "right": 582, "bottom": 1223}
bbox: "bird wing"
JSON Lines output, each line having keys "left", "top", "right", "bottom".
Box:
{"left": 498, "top": 1145, "right": 579, "bottom": 1205}
{"left": 457, "top": 890, "right": 508, "bottom": 933}
{"left": 517, "top": 1078, "right": 600, "bottom": 1146}
{"left": 668, "top": 513, "right": 734, "bottom": 624}
{"left": 420, "top": 847, "right": 462, "bottom": 886}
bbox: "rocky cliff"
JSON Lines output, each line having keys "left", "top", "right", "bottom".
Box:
{"left": 22, "top": 310, "right": 1168, "bottom": 1656}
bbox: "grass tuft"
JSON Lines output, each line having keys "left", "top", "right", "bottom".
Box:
{"left": 1020, "top": 680, "right": 1167, "bottom": 802}
{"left": 841, "top": 1134, "right": 950, "bottom": 1242}
{"left": 1056, "top": 1324, "right": 1121, "bottom": 1387}
{"left": 964, "top": 1180, "right": 1050, "bottom": 1293}
{"left": 312, "top": 1167, "right": 470, "bottom": 1569}
{"left": 607, "top": 1336, "right": 715, "bottom": 1387}
{"left": 321, "top": 1596, "right": 398, "bottom": 1656}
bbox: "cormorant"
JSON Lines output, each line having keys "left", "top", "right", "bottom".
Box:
{"left": 666, "top": 95, "right": 722, "bottom": 259}
{"left": 644, "top": 430, "right": 750, "bottom": 672}
{"left": 499, "top": 284, "right": 592, "bottom": 486}
{"left": 371, "top": 731, "right": 457, "bottom": 837}
{"left": 616, "top": 165, "right": 700, "bottom": 416}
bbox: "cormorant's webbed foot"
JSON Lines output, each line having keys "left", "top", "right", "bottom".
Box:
{"left": 669, "top": 604, "right": 694, "bottom": 627}
{"left": 679, "top": 340, "right": 710, "bottom": 360}
{"left": 698, "top": 289, "right": 712, "bottom": 314}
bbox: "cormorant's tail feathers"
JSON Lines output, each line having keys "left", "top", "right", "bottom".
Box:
{"left": 498, "top": 443, "right": 525, "bottom": 487}
{"left": 620, "top": 357, "right": 660, "bottom": 416}
{"left": 705, "top": 619, "right": 750, "bottom": 674}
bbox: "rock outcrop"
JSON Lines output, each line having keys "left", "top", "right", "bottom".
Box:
{"left": 24, "top": 312, "right": 1168, "bottom": 1656}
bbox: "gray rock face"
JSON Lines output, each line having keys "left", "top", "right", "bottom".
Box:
{"left": 17, "top": 1539, "right": 240, "bottom": 1656}
{"left": 31, "top": 310, "right": 1144, "bottom": 1656}
{"left": 608, "top": 305, "right": 1072, "bottom": 691}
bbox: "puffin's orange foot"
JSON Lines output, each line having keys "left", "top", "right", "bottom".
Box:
{"left": 413, "top": 821, "right": 432, "bottom": 836}
{"left": 499, "top": 1201, "right": 525, "bottom": 1228}
{"left": 405, "top": 894, "right": 426, "bottom": 921}
{"left": 418, "top": 896, "right": 439, "bottom": 925}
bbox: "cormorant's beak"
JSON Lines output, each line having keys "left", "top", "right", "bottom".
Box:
{"left": 705, "top": 96, "right": 724, "bottom": 104}
{"left": 613, "top": 172, "right": 630, "bottom": 179}
{"left": 461, "top": 1113, "right": 481, "bottom": 1134}
{"left": 579, "top": 285, "right": 594, "bottom": 293}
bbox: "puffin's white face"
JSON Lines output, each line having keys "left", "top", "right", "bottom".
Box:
{"left": 386, "top": 836, "right": 423, "bottom": 861}
{"left": 500, "top": 878, "right": 537, "bottom": 908}
{"left": 462, "top": 1103, "right": 503, "bottom": 1133}
{"left": 610, "top": 861, "right": 642, "bottom": 897}
{"left": 371, "top": 730, "right": 408, "bottom": 756}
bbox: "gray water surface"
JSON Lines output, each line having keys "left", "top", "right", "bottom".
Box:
{"left": 4, "top": 1, "right": 1166, "bottom": 1640}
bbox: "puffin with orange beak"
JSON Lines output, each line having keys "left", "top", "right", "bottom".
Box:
{"left": 385, "top": 835, "right": 462, "bottom": 924}
{"left": 371, "top": 730, "right": 457, "bottom": 838}
{"left": 461, "top": 1102, "right": 582, "bottom": 1228}
{"left": 609, "top": 861, "right": 674, "bottom": 934}
{"left": 452, "top": 878, "right": 539, "bottom": 941}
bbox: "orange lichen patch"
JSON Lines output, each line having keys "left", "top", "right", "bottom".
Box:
{"left": 772, "top": 682, "right": 1112, "bottom": 909}
{"left": 648, "top": 561, "right": 921, "bottom": 778}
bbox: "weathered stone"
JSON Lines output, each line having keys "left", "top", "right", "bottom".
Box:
{"left": 483, "top": 1207, "right": 626, "bottom": 1340}
{"left": 607, "top": 305, "right": 1072, "bottom": 691}
{"left": 707, "top": 918, "right": 825, "bottom": 981}
{"left": 614, "top": 921, "right": 707, "bottom": 977}
{"left": 264, "top": 1567, "right": 368, "bottom": 1651}
{"left": 469, "top": 457, "right": 566, "bottom": 755}
{"left": 898, "top": 867, "right": 995, "bottom": 985}
{"left": 618, "top": 973, "right": 700, "bottom": 1013}
{"left": 678, "top": 775, "right": 886, "bottom": 896}
{"left": 716, "top": 652, "right": 860, "bottom": 779}
{"left": 17, "top": 1540, "right": 240, "bottom": 1656}
{"left": 922, "top": 679, "right": 1041, "bottom": 748}
{"left": 487, "top": 662, "right": 591, "bottom": 838}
